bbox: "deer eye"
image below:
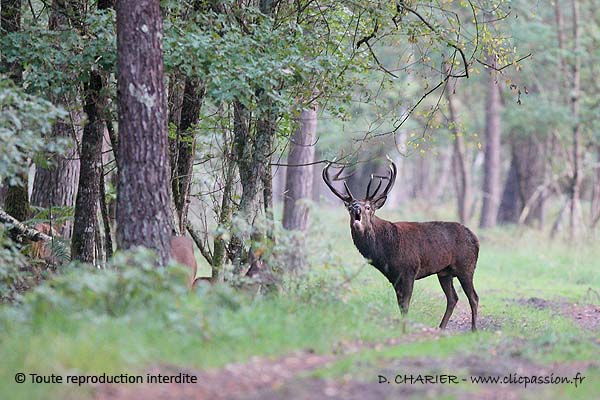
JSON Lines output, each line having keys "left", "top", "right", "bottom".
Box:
{"left": 365, "top": 205, "right": 371, "bottom": 211}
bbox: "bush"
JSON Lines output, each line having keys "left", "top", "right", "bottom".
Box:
{"left": 0, "top": 228, "right": 34, "bottom": 303}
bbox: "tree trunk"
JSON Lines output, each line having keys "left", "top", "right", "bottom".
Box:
{"left": 31, "top": 0, "right": 81, "bottom": 238}
{"left": 71, "top": 70, "right": 105, "bottom": 263}
{"left": 479, "top": 63, "right": 502, "bottom": 229}
{"left": 31, "top": 121, "right": 80, "bottom": 215}
{"left": 116, "top": 0, "right": 173, "bottom": 266}
{"left": 173, "top": 77, "right": 205, "bottom": 233}
{"left": 283, "top": 106, "right": 317, "bottom": 231}
{"left": 211, "top": 156, "right": 235, "bottom": 282}
{"left": 70, "top": 0, "right": 112, "bottom": 263}
{"left": 4, "top": 175, "right": 29, "bottom": 222}
{"left": 591, "top": 146, "right": 600, "bottom": 229}
{"left": 568, "top": 0, "right": 582, "bottom": 239}
{"left": 497, "top": 141, "right": 520, "bottom": 224}
{"left": 446, "top": 81, "right": 472, "bottom": 224}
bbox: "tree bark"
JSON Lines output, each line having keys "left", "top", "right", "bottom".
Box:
{"left": 497, "top": 141, "right": 520, "bottom": 224}
{"left": 0, "top": 208, "right": 52, "bottom": 242}
{"left": 4, "top": 175, "right": 29, "bottom": 222}
{"left": 31, "top": 0, "right": 81, "bottom": 236}
{"left": 283, "top": 106, "right": 317, "bottom": 231}
{"left": 211, "top": 156, "right": 235, "bottom": 282}
{"left": 479, "top": 63, "right": 502, "bottom": 229}
{"left": 173, "top": 77, "right": 205, "bottom": 233}
{"left": 71, "top": 70, "right": 105, "bottom": 263}
{"left": 70, "top": 0, "right": 113, "bottom": 263}
{"left": 116, "top": 0, "right": 173, "bottom": 266}
{"left": 568, "top": 0, "right": 582, "bottom": 239}
{"left": 446, "top": 81, "right": 472, "bottom": 224}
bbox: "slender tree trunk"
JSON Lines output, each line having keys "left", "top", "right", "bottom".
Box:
{"left": 211, "top": 156, "right": 235, "bottom": 282}
{"left": 173, "top": 78, "right": 205, "bottom": 233}
{"left": 99, "top": 163, "right": 113, "bottom": 259}
{"left": 283, "top": 106, "right": 317, "bottom": 231}
{"left": 497, "top": 138, "right": 520, "bottom": 224}
{"left": 116, "top": 0, "right": 173, "bottom": 265}
{"left": 71, "top": 0, "right": 113, "bottom": 263}
{"left": 568, "top": 0, "right": 582, "bottom": 239}
{"left": 479, "top": 62, "right": 502, "bottom": 229}
{"left": 591, "top": 146, "right": 600, "bottom": 229}
{"left": 446, "top": 81, "right": 472, "bottom": 224}
{"left": 71, "top": 70, "right": 105, "bottom": 263}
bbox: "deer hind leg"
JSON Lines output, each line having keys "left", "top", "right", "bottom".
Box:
{"left": 437, "top": 271, "right": 458, "bottom": 329}
{"left": 457, "top": 272, "right": 479, "bottom": 331}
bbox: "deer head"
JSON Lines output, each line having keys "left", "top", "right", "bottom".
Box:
{"left": 322, "top": 158, "right": 397, "bottom": 233}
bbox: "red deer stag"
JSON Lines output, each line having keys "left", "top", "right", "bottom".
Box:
{"left": 323, "top": 159, "right": 480, "bottom": 331}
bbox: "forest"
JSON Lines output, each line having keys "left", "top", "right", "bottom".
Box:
{"left": 0, "top": 0, "right": 599, "bottom": 399}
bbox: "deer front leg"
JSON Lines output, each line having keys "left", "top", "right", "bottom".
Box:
{"left": 394, "top": 277, "right": 415, "bottom": 333}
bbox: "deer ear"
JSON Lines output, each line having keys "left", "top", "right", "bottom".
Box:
{"left": 372, "top": 196, "right": 387, "bottom": 210}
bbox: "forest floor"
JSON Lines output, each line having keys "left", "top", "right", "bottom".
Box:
{"left": 94, "top": 299, "right": 600, "bottom": 400}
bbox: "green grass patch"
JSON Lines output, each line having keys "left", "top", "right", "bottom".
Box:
{"left": 1, "top": 205, "right": 598, "bottom": 399}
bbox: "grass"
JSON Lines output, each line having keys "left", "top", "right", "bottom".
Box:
{"left": 1, "top": 204, "right": 599, "bottom": 399}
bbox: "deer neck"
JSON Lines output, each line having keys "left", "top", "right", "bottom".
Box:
{"left": 350, "top": 216, "right": 388, "bottom": 264}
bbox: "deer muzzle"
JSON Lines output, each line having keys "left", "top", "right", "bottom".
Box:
{"left": 350, "top": 205, "right": 363, "bottom": 229}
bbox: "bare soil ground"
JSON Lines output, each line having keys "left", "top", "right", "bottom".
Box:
{"left": 514, "top": 297, "right": 600, "bottom": 331}
{"left": 94, "top": 300, "right": 599, "bottom": 400}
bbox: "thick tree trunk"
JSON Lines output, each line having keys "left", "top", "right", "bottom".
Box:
{"left": 31, "top": 0, "right": 81, "bottom": 237}
{"left": 31, "top": 122, "right": 79, "bottom": 211}
{"left": 116, "top": 0, "right": 173, "bottom": 266}
{"left": 479, "top": 65, "right": 502, "bottom": 229}
{"left": 282, "top": 106, "right": 317, "bottom": 272}
{"left": 283, "top": 106, "right": 317, "bottom": 231}
{"left": 498, "top": 135, "right": 545, "bottom": 225}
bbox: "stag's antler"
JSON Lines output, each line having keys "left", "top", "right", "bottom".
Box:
{"left": 369, "top": 156, "right": 397, "bottom": 205}
{"left": 322, "top": 159, "right": 356, "bottom": 204}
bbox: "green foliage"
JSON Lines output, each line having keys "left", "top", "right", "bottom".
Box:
{"left": 13, "top": 248, "right": 189, "bottom": 324}
{"left": 0, "top": 229, "right": 31, "bottom": 303}
{"left": 0, "top": 79, "right": 67, "bottom": 185}
{"left": 1, "top": 10, "right": 116, "bottom": 96}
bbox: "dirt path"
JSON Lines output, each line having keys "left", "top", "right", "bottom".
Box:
{"left": 94, "top": 299, "right": 599, "bottom": 400}
{"left": 515, "top": 297, "right": 600, "bottom": 331}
